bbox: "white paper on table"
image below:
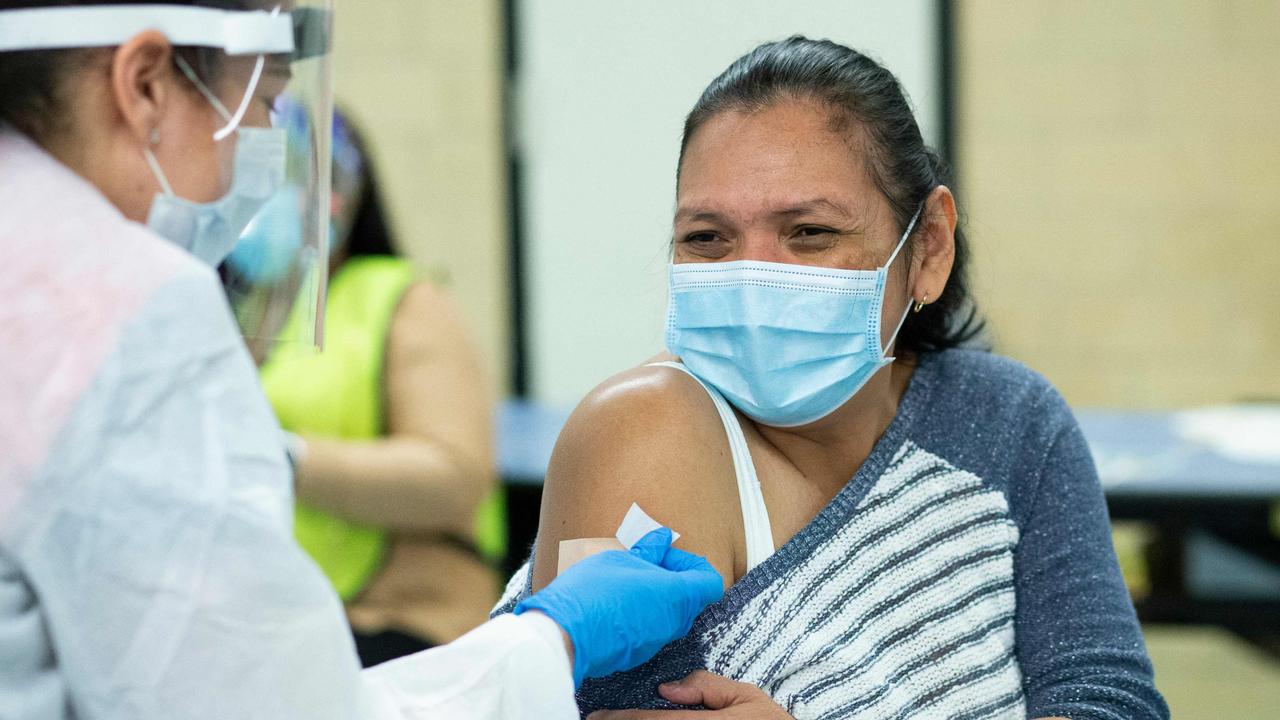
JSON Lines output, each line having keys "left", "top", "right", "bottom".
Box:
{"left": 1174, "top": 405, "right": 1280, "bottom": 465}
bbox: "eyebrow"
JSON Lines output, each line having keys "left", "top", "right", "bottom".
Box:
{"left": 673, "top": 207, "right": 724, "bottom": 224}
{"left": 674, "top": 197, "right": 855, "bottom": 224}
{"left": 773, "top": 198, "right": 855, "bottom": 220}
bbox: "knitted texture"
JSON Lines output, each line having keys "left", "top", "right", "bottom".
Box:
{"left": 494, "top": 350, "right": 1168, "bottom": 719}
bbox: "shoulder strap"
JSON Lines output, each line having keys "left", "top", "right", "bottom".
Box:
{"left": 647, "top": 361, "right": 775, "bottom": 571}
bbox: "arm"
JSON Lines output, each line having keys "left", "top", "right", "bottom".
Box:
{"left": 1013, "top": 406, "right": 1169, "bottom": 719}
{"left": 295, "top": 281, "right": 495, "bottom": 535}
{"left": 9, "top": 269, "right": 368, "bottom": 719}
{"left": 8, "top": 270, "right": 707, "bottom": 720}
{"left": 530, "top": 365, "right": 743, "bottom": 593}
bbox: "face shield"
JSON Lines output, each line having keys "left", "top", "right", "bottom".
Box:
{"left": 0, "top": 2, "right": 334, "bottom": 360}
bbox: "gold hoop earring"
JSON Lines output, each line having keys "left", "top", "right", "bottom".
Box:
{"left": 913, "top": 294, "right": 929, "bottom": 313}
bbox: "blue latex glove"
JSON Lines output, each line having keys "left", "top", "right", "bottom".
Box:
{"left": 514, "top": 527, "right": 723, "bottom": 688}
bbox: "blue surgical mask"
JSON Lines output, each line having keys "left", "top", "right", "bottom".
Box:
{"left": 144, "top": 127, "right": 286, "bottom": 267}
{"left": 665, "top": 205, "right": 922, "bottom": 427}
{"left": 142, "top": 54, "right": 286, "bottom": 267}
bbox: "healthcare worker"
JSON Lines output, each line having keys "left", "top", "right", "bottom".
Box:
{"left": 0, "top": 3, "right": 723, "bottom": 719}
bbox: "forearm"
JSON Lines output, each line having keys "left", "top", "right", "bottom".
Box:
{"left": 295, "top": 435, "right": 492, "bottom": 534}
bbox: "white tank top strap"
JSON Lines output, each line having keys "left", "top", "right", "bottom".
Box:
{"left": 647, "top": 361, "right": 775, "bottom": 571}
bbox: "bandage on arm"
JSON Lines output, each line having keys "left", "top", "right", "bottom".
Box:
{"left": 556, "top": 503, "right": 681, "bottom": 576}
{"left": 557, "top": 538, "right": 626, "bottom": 575}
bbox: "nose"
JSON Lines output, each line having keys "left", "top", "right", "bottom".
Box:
{"left": 736, "top": 232, "right": 789, "bottom": 263}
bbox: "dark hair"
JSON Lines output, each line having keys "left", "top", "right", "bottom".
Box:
{"left": 336, "top": 109, "right": 397, "bottom": 258}
{"left": 679, "top": 36, "right": 985, "bottom": 354}
{"left": 0, "top": 0, "right": 257, "bottom": 144}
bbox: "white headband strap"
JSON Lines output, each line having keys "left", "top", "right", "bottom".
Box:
{"left": 0, "top": 5, "right": 294, "bottom": 55}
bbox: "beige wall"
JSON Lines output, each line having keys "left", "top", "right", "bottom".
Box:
{"left": 957, "top": 1, "right": 1280, "bottom": 408}
{"left": 332, "top": 0, "right": 510, "bottom": 395}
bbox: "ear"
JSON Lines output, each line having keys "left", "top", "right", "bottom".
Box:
{"left": 909, "top": 185, "right": 958, "bottom": 308}
{"left": 108, "top": 30, "right": 178, "bottom": 146}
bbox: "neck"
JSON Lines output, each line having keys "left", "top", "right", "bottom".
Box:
{"left": 43, "top": 122, "right": 156, "bottom": 224}
{"left": 754, "top": 354, "right": 916, "bottom": 489}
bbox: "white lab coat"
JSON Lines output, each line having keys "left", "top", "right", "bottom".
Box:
{"left": 0, "top": 131, "right": 577, "bottom": 720}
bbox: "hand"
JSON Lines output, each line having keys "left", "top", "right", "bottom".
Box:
{"left": 522, "top": 609, "right": 577, "bottom": 668}
{"left": 514, "top": 528, "right": 723, "bottom": 688}
{"left": 587, "top": 670, "right": 794, "bottom": 719}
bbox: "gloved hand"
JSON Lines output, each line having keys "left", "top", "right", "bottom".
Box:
{"left": 514, "top": 527, "right": 723, "bottom": 688}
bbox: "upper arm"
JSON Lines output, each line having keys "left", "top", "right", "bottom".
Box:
{"left": 1012, "top": 398, "right": 1168, "bottom": 719}
{"left": 529, "top": 365, "right": 741, "bottom": 593}
{"left": 384, "top": 281, "right": 493, "bottom": 482}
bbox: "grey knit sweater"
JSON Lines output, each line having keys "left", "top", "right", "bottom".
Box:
{"left": 494, "top": 349, "right": 1168, "bottom": 719}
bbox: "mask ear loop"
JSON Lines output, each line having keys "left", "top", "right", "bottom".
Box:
{"left": 148, "top": 51, "right": 266, "bottom": 200}
{"left": 142, "top": 133, "right": 175, "bottom": 198}
{"left": 882, "top": 202, "right": 923, "bottom": 272}
{"left": 212, "top": 54, "right": 264, "bottom": 140}
{"left": 880, "top": 202, "right": 926, "bottom": 357}
{"left": 882, "top": 301, "right": 913, "bottom": 358}
{"left": 173, "top": 52, "right": 266, "bottom": 141}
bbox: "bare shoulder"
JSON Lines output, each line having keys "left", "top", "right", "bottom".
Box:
{"left": 389, "top": 280, "right": 465, "bottom": 343}
{"left": 385, "top": 280, "right": 479, "bottom": 374}
{"left": 397, "top": 278, "right": 453, "bottom": 311}
{"left": 551, "top": 364, "right": 729, "bottom": 487}
{"left": 530, "top": 363, "right": 741, "bottom": 591}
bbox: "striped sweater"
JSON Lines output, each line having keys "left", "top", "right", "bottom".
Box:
{"left": 494, "top": 350, "right": 1168, "bottom": 719}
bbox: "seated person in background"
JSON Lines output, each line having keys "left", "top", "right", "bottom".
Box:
{"left": 494, "top": 37, "right": 1167, "bottom": 719}
{"left": 243, "top": 108, "right": 502, "bottom": 667}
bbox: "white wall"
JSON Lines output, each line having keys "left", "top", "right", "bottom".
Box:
{"left": 517, "top": 0, "right": 941, "bottom": 404}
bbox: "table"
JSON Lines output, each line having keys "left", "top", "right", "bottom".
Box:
{"left": 1077, "top": 409, "right": 1280, "bottom": 636}
{"left": 1079, "top": 409, "right": 1280, "bottom": 502}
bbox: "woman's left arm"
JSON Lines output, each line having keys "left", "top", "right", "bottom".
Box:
{"left": 294, "top": 281, "right": 494, "bottom": 535}
{"left": 1012, "top": 405, "right": 1169, "bottom": 720}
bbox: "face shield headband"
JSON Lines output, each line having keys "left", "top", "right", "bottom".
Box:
{"left": 0, "top": 3, "right": 332, "bottom": 58}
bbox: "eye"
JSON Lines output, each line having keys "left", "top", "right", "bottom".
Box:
{"left": 678, "top": 231, "right": 731, "bottom": 258}
{"left": 796, "top": 225, "right": 835, "bottom": 237}
{"left": 789, "top": 225, "right": 840, "bottom": 251}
